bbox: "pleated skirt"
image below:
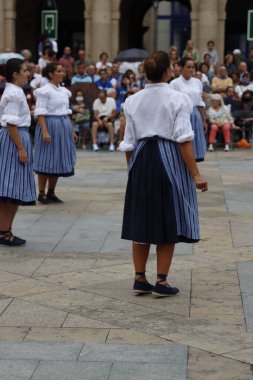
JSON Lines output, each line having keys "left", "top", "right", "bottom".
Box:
{"left": 191, "top": 107, "right": 206, "bottom": 162}
{"left": 33, "top": 116, "right": 76, "bottom": 177}
{"left": 0, "top": 127, "right": 36, "bottom": 205}
{"left": 122, "top": 137, "right": 200, "bottom": 244}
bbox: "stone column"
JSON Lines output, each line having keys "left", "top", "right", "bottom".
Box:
{"left": 0, "top": 0, "right": 5, "bottom": 51}
{"left": 191, "top": 11, "right": 199, "bottom": 48}
{"left": 217, "top": 0, "right": 228, "bottom": 63}
{"left": 91, "top": 0, "right": 112, "bottom": 62}
{"left": 198, "top": 0, "right": 218, "bottom": 57}
{"left": 111, "top": 0, "right": 121, "bottom": 58}
{"left": 84, "top": 0, "right": 92, "bottom": 61}
{"left": 4, "top": 0, "right": 16, "bottom": 51}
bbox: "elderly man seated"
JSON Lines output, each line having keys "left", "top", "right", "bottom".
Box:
{"left": 92, "top": 90, "right": 117, "bottom": 151}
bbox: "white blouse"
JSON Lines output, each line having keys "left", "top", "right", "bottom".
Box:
{"left": 0, "top": 83, "right": 31, "bottom": 127}
{"left": 34, "top": 83, "right": 72, "bottom": 117}
{"left": 169, "top": 75, "right": 205, "bottom": 108}
{"left": 119, "top": 82, "right": 193, "bottom": 152}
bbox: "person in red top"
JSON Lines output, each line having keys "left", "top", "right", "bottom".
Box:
{"left": 59, "top": 46, "right": 75, "bottom": 85}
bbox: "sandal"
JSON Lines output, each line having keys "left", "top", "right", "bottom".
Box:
{"left": 0, "top": 230, "right": 26, "bottom": 246}
{"left": 133, "top": 271, "right": 154, "bottom": 294}
{"left": 153, "top": 274, "right": 179, "bottom": 297}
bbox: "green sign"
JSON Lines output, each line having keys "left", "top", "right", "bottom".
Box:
{"left": 42, "top": 10, "right": 58, "bottom": 40}
{"left": 247, "top": 10, "right": 253, "bottom": 41}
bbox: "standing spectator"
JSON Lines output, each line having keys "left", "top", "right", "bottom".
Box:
{"left": 92, "top": 90, "right": 116, "bottom": 152}
{"left": 71, "top": 63, "right": 92, "bottom": 84}
{"left": 211, "top": 66, "right": 233, "bottom": 96}
{"left": 59, "top": 46, "right": 75, "bottom": 85}
{"left": 182, "top": 40, "right": 199, "bottom": 64}
{"left": 33, "top": 63, "right": 77, "bottom": 204}
{"left": 38, "top": 34, "right": 58, "bottom": 57}
{"left": 87, "top": 64, "right": 100, "bottom": 83}
{"left": 207, "top": 94, "right": 234, "bottom": 152}
{"left": 0, "top": 59, "right": 36, "bottom": 246}
{"left": 95, "top": 69, "right": 113, "bottom": 91}
{"left": 96, "top": 52, "right": 112, "bottom": 71}
{"left": 224, "top": 54, "right": 238, "bottom": 77}
{"left": 233, "top": 49, "right": 243, "bottom": 69}
{"left": 169, "top": 57, "right": 207, "bottom": 162}
{"left": 246, "top": 48, "right": 253, "bottom": 74}
{"left": 202, "top": 41, "right": 219, "bottom": 65}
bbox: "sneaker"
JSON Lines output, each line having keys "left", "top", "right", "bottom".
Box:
{"left": 208, "top": 144, "right": 214, "bottom": 152}
{"left": 224, "top": 144, "right": 230, "bottom": 152}
{"left": 109, "top": 144, "right": 115, "bottom": 152}
{"left": 133, "top": 280, "right": 154, "bottom": 294}
{"left": 153, "top": 282, "right": 180, "bottom": 297}
{"left": 93, "top": 144, "right": 99, "bottom": 151}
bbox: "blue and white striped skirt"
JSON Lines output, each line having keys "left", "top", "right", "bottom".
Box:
{"left": 122, "top": 137, "right": 200, "bottom": 244}
{"left": 191, "top": 107, "right": 206, "bottom": 162}
{"left": 0, "top": 127, "right": 36, "bottom": 205}
{"left": 33, "top": 116, "right": 76, "bottom": 177}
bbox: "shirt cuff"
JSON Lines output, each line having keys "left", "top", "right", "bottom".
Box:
{"left": 1, "top": 115, "right": 22, "bottom": 126}
{"left": 176, "top": 131, "right": 194, "bottom": 143}
{"left": 119, "top": 141, "right": 135, "bottom": 151}
{"left": 67, "top": 109, "right": 73, "bottom": 115}
{"left": 34, "top": 108, "right": 48, "bottom": 116}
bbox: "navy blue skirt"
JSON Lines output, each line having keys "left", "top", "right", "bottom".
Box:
{"left": 191, "top": 107, "right": 206, "bottom": 162}
{"left": 34, "top": 115, "right": 76, "bottom": 177}
{"left": 0, "top": 127, "right": 36, "bottom": 205}
{"left": 122, "top": 137, "right": 200, "bottom": 244}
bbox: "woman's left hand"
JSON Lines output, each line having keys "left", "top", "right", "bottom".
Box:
{"left": 203, "top": 122, "right": 208, "bottom": 133}
{"left": 73, "top": 133, "right": 78, "bottom": 143}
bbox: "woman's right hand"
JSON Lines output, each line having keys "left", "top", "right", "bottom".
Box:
{"left": 18, "top": 148, "right": 28, "bottom": 164}
{"left": 43, "top": 132, "right": 51, "bottom": 144}
{"left": 193, "top": 174, "right": 208, "bottom": 192}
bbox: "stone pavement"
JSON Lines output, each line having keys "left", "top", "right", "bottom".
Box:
{"left": 0, "top": 149, "right": 253, "bottom": 379}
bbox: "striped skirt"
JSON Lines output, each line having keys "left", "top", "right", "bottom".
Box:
{"left": 33, "top": 116, "right": 76, "bottom": 177}
{"left": 0, "top": 127, "right": 36, "bottom": 205}
{"left": 191, "top": 107, "right": 206, "bottom": 162}
{"left": 122, "top": 137, "right": 200, "bottom": 244}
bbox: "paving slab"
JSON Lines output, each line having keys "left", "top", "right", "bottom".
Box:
{"left": 0, "top": 359, "right": 38, "bottom": 380}
{"left": 230, "top": 221, "right": 253, "bottom": 248}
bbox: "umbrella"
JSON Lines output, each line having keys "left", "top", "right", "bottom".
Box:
{"left": 114, "top": 48, "right": 149, "bottom": 62}
{"left": 0, "top": 52, "right": 24, "bottom": 65}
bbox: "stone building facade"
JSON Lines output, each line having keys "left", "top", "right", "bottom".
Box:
{"left": 0, "top": 0, "right": 251, "bottom": 61}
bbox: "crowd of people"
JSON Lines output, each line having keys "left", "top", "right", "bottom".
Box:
{"left": 1, "top": 37, "right": 253, "bottom": 152}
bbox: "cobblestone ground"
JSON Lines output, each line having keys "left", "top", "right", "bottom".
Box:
{"left": 0, "top": 149, "right": 253, "bottom": 379}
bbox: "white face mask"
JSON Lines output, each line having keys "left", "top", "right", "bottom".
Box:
{"left": 76, "top": 96, "right": 84, "bottom": 102}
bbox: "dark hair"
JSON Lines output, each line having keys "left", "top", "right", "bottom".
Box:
{"left": 99, "top": 52, "right": 108, "bottom": 60}
{"left": 99, "top": 68, "right": 107, "bottom": 74}
{"left": 98, "top": 89, "right": 107, "bottom": 96}
{"left": 203, "top": 53, "right": 211, "bottom": 60}
{"left": 144, "top": 51, "right": 170, "bottom": 81}
{"left": 43, "top": 62, "right": 59, "bottom": 79}
{"left": 179, "top": 57, "right": 194, "bottom": 68}
{"left": 199, "top": 62, "right": 210, "bottom": 71}
{"left": 207, "top": 41, "right": 215, "bottom": 45}
{"left": 0, "top": 58, "right": 24, "bottom": 82}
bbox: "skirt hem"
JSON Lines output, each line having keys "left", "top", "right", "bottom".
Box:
{"left": 121, "top": 235, "right": 199, "bottom": 245}
{"left": 34, "top": 170, "right": 75, "bottom": 177}
{"left": 0, "top": 196, "right": 36, "bottom": 206}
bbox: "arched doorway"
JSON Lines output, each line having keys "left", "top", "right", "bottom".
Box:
{"left": 225, "top": 0, "right": 253, "bottom": 55}
{"left": 16, "top": 0, "right": 85, "bottom": 58}
{"left": 120, "top": 0, "right": 191, "bottom": 53}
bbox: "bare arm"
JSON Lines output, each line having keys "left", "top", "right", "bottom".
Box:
{"left": 125, "top": 151, "right": 132, "bottom": 166}
{"left": 37, "top": 115, "right": 51, "bottom": 144}
{"left": 7, "top": 124, "right": 28, "bottom": 164}
{"left": 178, "top": 141, "right": 208, "bottom": 192}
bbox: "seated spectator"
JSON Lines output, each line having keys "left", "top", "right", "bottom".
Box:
{"left": 37, "top": 33, "right": 58, "bottom": 56}
{"left": 92, "top": 90, "right": 117, "bottom": 151}
{"left": 207, "top": 94, "right": 234, "bottom": 152}
{"left": 74, "top": 49, "right": 91, "bottom": 70}
{"left": 231, "top": 72, "right": 240, "bottom": 87}
{"left": 126, "top": 71, "right": 139, "bottom": 90}
{"left": 169, "top": 63, "right": 181, "bottom": 81}
{"left": 195, "top": 71, "right": 211, "bottom": 93}
{"left": 95, "top": 69, "right": 113, "bottom": 91}
{"left": 59, "top": 46, "right": 75, "bottom": 85}
{"left": 136, "top": 63, "right": 146, "bottom": 89}
{"left": 109, "top": 63, "right": 122, "bottom": 88}
{"left": 233, "top": 90, "right": 253, "bottom": 144}
{"left": 211, "top": 66, "right": 233, "bottom": 96}
{"left": 30, "top": 65, "right": 43, "bottom": 89}
{"left": 203, "top": 53, "right": 216, "bottom": 81}
{"left": 107, "top": 88, "right": 121, "bottom": 114}
{"left": 199, "top": 62, "right": 211, "bottom": 83}
{"left": 239, "top": 61, "right": 248, "bottom": 75}
{"left": 234, "top": 72, "right": 253, "bottom": 98}
{"left": 71, "top": 90, "right": 91, "bottom": 149}
{"left": 233, "top": 49, "right": 243, "bottom": 69}
{"left": 21, "top": 49, "right": 32, "bottom": 65}
{"left": 71, "top": 63, "right": 92, "bottom": 84}
{"left": 223, "top": 86, "right": 240, "bottom": 114}
{"left": 182, "top": 39, "right": 199, "bottom": 64}
{"left": 87, "top": 64, "right": 100, "bottom": 83}
{"left": 169, "top": 47, "right": 180, "bottom": 69}
{"left": 202, "top": 41, "right": 219, "bottom": 66}
{"left": 224, "top": 54, "right": 238, "bottom": 77}
{"left": 117, "top": 75, "right": 130, "bottom": 104}
{"left": 96, "top": 52, "right": 112, "bottom": 70}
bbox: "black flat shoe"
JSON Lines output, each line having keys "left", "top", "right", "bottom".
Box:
{"left": 46, "top": 193, "right": 64, "bottom": 203}
{"left": 9, "top": 230, "right": 26, "bottom": 245}
{"left": 0, "top": 231, "right": 26, "bottom": 246}
{"left": 38, "top": 194, "right": 52, "bottom": 204}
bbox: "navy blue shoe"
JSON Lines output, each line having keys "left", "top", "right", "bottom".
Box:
{"left": 133, "top": 279, "right": 154, "bottom": 294}
{"left": 152, "top": 274, "right": 179, "bottom": 297}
